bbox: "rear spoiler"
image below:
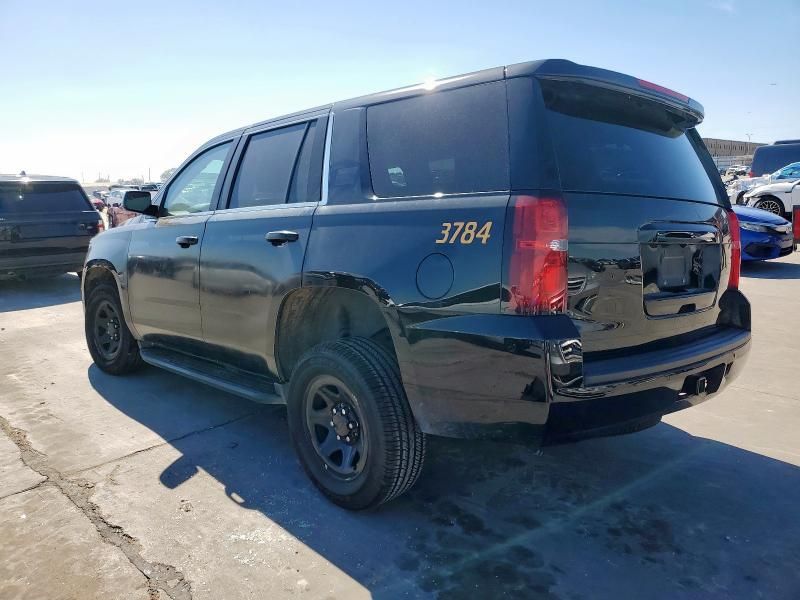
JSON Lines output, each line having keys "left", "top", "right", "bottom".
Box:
{"left": 506, "top": 59, "right": 704, "bottom": 125}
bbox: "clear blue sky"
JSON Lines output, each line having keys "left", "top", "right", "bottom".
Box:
{"left": 1, "top": 0, "right": 798, "bottom": 182}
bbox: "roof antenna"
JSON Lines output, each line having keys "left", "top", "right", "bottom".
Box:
{"left": 18, "top": 170, "right": 26, "bottom": 177}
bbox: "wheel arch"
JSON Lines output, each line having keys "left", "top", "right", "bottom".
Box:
{"left": 275, "top": 276, "right": 402, "bottom": 383}
{"left": 82, "top": 259, "right": 139, "bottom": 339}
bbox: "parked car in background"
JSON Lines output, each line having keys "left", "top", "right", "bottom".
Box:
{"left": 733, "top": 205, "right": 794, "bottom": 261}
{"left": 749, "top": 142, "right": 800, "bottom": 177}
{"left": 728, "top": 161, "right": 800, "bottom": 205}
{"left": 725, "top": 165, "right": 749, "bottom": 177}
{"left": 88, "top": 190, "right": 106, "bottom": 211}
{"left": 0, "top": 174, "right": 104, "bottom": 279}
{"left": 107, "top": 189, "right": 153, "bottom": 227}
{"left": 744, "top": 175, "right": 800, "bottom": 216}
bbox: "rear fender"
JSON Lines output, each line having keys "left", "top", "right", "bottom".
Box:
{"left": 303, "top": 269, "right": 584, "bottom": 438}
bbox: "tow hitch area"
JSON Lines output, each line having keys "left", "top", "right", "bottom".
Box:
{"left": 681, "top": 364, "right": 726, "bottom": 397}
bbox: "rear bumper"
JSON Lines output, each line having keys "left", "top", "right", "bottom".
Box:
{"left": 400, "top": 294, "right": 750, "bottom": 443}
{"left": 0, "top": 251, "right": 87, "bottom": 278}
{"left": 545, "top": 330, "right": 749, "bottom": 443}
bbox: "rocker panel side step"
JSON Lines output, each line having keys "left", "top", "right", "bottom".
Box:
{"left": 140, "top": 345, "right": 285, "bottom": 404}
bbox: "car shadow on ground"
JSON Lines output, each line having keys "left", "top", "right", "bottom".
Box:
{"left": 0, "top": 274, "right": 81, "bottom": 312}
{"left": 742, "top": 259, "right": 800, "bottom": 280}
{"left": 88, "top": 366, "right": 800, "bottom": 599}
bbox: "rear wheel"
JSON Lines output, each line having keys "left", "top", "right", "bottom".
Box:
{"left": 287, "top": 338, "right": 425, "bottom": 510}
{"left": 85, "top": 283, "right": 144, "bottom": 375}
{"left": 754, "top": 196, "right": 784, "bottom": 216}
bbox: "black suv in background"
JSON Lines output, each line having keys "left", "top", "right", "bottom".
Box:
{"left": 750, "top": 141, "right": 800, "bottom": 177}
{"left": 82, "top": 59, "right": 751, "bottom": 509}
{"left": 1, "top": 175, "right": 104, "bottom": 280}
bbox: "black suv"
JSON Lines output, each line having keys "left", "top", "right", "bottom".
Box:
{"left": 82, "top": 59, "right": 751, "bottom": 509}
{"left": 749, "top": 141, "right": 800, "bottom": 177}
{"left": 1, "top": 175, "right": 104, "bottom": 279}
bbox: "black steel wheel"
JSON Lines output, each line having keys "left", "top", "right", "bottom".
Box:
{"left": 305, "top": 375, "right": 369, "bottom": 479}
{"left": 287, "top": 337, "right": 426, "bottom": 510}
{"left": 92, "top": 299, "right": 123, "bottom": 361}
{"left": 85, "top": 282, "right": 144, "bottom": 375}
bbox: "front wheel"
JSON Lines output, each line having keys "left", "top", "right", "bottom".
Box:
{"left": 85, "top": 282, "right": 144, "bottom": 375}
{"left": 287, "top": 338, "right": 426, "bottom": 510}
{"left": 754, "top": 196, "right": 785, "bottom": 216}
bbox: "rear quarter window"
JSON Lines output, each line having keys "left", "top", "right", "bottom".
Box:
{"left": 541, "top": 79, "right": 718, "bottom": 203}
{"left": 366, "top": 82, "right": 509, "bottom": 198}
{"left": 0, "top": 182, "right": 92, "bottom": 214}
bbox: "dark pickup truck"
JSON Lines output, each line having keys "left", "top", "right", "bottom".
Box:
{"left": 1, "top": 175, "right": 104, "bottom": 280}
{"left": 82, "top": 59, "right": 751, "bottom": 509}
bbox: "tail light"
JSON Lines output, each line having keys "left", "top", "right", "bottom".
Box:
{"left": 727, "top": 210, "right": 741, "bottom": 289}
{"left": 793, "top": 206, "right": 800, "bottom": 242}
{"left": 748, "top": 170, "right": 755, "bottom": 178}
{"left": 504, "top": 195, "right": 568, "bottom": 315}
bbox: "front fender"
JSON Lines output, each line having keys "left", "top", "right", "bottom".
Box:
{"left": 81, "top": 228, "right": 138, "bottom": 338}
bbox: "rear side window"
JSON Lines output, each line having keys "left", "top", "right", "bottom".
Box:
{"left": 367, "top": 82, "right": 509, "bottom": 198}
{"left": 541, "top": 79, "right": 718, "bottom": 203}
{"left": 0, "top": 182, "right": 92, "bottom": 214}
{"left": 229, "top": 123, "right": 307, "bottom": 209}
{"left": 288, "top": 120, "right": 321, "bottom": 203}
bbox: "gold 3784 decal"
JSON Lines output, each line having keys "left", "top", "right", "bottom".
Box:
{"left": 435, "top": 221, "right": 492, "bottom": 245}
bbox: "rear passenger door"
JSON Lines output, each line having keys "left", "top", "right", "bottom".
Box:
{"left": 199, "top": 114, "right": 328, "bottom": 376}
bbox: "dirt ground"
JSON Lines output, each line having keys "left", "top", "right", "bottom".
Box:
{"left": 1, "top": 256, "right": 799, "bottom": 599}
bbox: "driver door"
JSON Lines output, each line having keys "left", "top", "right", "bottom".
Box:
{"left": 127, "top": 139, "right": 237, "bottom": 350}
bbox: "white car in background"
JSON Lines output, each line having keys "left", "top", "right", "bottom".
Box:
{"left": 743, "top": 163, "right": 800, "bottom": 216}
{"left": 729, "top": 162, "right": 800, "bottom": 206}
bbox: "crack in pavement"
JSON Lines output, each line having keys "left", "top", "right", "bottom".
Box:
{"left": 67, "top": 411, "right": 257, "bottom": 477}
{"left": 0, "top": 414, "right": 192, "bottom": 600}
{"left": 0, "top": 478, "right": 48, "bottom": 501}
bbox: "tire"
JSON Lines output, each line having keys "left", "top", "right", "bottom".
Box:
{"left": 84, "top": 282, "right": 144, "bottom": 375}
{"left": 287, "top": 337, "right": 425, "bottom": 510}
{"left": 754, "top": 196, "right": 785, "bottom": 216}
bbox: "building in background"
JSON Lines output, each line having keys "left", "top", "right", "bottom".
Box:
{"left": 702, "top": 137, "right": 766, "bottom": 169}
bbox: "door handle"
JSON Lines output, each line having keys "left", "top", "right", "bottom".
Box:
{"left": 266, "top": 230, "right": 299, "bottom": 246}
{"left": 175, "top": 235, "right": 199, "bottom": 248}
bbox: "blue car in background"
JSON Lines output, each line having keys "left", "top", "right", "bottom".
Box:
{"left": 733, "top": 205, "right": 795, "bottom": 261}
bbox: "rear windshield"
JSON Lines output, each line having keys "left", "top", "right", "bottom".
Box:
{"left": 541, "top": 79, "right": 718, "bottom": 203}
{"left": 0, "top": 182, "right": 92, "bottom": 214}
{"left": 751, "top": 145, "right": 800, "bottom": 176}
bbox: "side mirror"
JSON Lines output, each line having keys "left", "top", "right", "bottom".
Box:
{"left": 122, "top": 190, "right": 157, "bottom": 215}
